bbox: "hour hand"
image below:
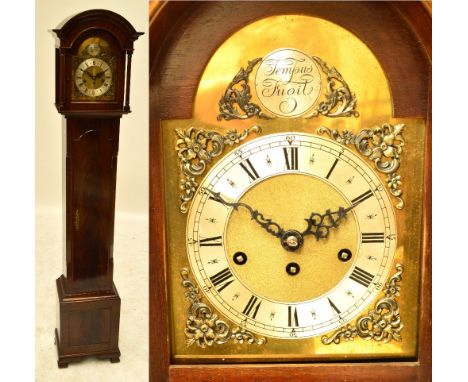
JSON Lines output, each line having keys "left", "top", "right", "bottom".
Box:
{"left": 96, "top": 69, "right": 108, "bottom": 79}
{"left": 201, "top": 188, "right": 285, "bottom": 239}
{"left": 301, "top": 204, "right": 356, "bottom": 241}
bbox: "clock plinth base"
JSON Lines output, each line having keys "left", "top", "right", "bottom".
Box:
{"left": 55, "top": 276, "right": 121, "bottom": 368}
{"left": 55, "top": 329, "right": 121, "bottom": 368}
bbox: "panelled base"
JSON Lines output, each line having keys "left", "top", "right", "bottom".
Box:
{"left": 55, "top": 276, "right": 121, "bottom": 368}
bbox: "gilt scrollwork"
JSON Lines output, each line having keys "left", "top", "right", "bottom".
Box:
{"left": 181, "top": 269, "right": 266, "bottom": 348}
{"left": 306, "top": 57, "right": 359, "bottom": 118}
{"left": 217, "top": 58, "right": 271, "bottom": 121}
{"left": 318, "top": 123, "right": 405, "bottom": 209}
{"left": 322, "top": 264, "right": 404, "bottom": 345}
{"left": 217, "top": 54, "right": 359, "bottom": 120}
{"left": 176, "top": 125, "right": 262, "bottom": 213}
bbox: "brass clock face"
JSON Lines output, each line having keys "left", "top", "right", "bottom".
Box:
{"left": 186, "top": 132, "right": 397, "bottom": 339}
{"left": 71, "top": 37, "right": 116, "bottom": 101}
{"left": 74, "top": 57, "right": 113, "bottom": 97}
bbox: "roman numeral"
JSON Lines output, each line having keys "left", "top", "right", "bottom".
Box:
{"left": 361, "top": 232, "right": 385, "bottom": 243}
{"left": 239, "top": 159, "right": 260, "bottom": 181}
{"left": 288, "top": 306, "right": 299, "bottom": 327}
{"left": 327, "top": 298, "right": 341, "bottom": 315}
{"left": 283, "top": 147, "right": 299, "bottom": 170}
{"left": 209, "top": 268, "right": 234, "bottom": 292}
{"left": 199, "top": 236, "right": 222, "bottom": 246}
{"left": 349, "top": 267, "right": 375, "bottom": 288}
{"left": 325, "top": 158, "right": 339, "bottom": 179}
{"left": 242, "top": 295, "right": 262, "bottom": 319}
{"left": 351, "top": 190, "right": 373, "bottom": 206}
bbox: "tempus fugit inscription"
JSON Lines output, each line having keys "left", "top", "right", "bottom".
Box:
{"left": 254, "top": 49, "right": 322, "bottom": 117}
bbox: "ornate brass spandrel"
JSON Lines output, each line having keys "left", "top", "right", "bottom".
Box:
{"left": 318, "top": 123, "right": 405, "bottom": 209}
{"left": 322, "top": 264, "right": 404, "bottom": 345}
{"left": 176, "top": 125, "right": 262, "bottom": 213}
{"left": 181, "top": 269, "right": 266, "bottom": 348}
{"left": 217, "top": 58, "right": 271, "bottom": 121}
{"left": 306, "top": 56, "right": 359, "bottom": 118}
{"left": 217, "top": 53, "right": 359, "bottom": 120}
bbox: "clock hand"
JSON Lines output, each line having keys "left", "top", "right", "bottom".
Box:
{"left": 201, "top": 188, "right": 286, "bottom": 239}
{"left": 301, "top": 201, "right": 361, "bottom": 241}
{"left": 96, "top": 69, "right": 107, "bottom": 79}
{"left": 84, "top": 69, "right": 96, "bottom": 81}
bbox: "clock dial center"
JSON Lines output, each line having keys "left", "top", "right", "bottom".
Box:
{"left": 226, "top": 173, "right": 358, "bottom": 303}
{"left": 281, "top": 230, "right": 304, "bottom": 251}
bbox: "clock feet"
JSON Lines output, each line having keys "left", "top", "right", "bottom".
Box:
{"left": 57, "top": 358, "right": 69, "bottom": 369}
{"left": 56, "top": 350, "right": 121, "bottom": 368}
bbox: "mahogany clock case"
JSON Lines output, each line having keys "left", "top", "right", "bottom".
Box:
{"left": 149, "top": 2, "right": 431, "bottom": 382}
{"left": 52, "top": 9, "right": 143, "bottom": 367}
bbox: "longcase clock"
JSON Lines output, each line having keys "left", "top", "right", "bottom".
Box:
{"left": 52, "top": 9, "right": 142, "bottom": 368}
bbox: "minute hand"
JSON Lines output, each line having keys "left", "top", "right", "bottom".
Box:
{"left": 202, "top": 188, "right": 286, "bottom": 238}
{"left": 301, "top": 202, "right": 360, "bottom": 241}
